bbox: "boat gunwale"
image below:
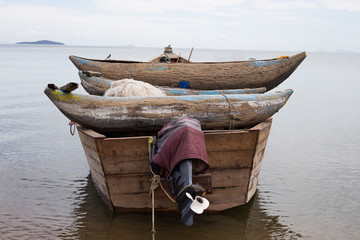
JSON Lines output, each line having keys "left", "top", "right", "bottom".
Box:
{"left": 76, "top": 118, "right": 272, "bottom": 141}
{"left": 70, "top": 52, "right": 306, "bottom": 65}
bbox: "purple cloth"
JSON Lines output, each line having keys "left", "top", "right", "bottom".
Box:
{"left": 153, "top": 118, "right": 209, "bottom": 177}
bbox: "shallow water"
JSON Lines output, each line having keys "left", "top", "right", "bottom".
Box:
{"left": 0, "top": 45, "right": 359, "bottom": 239}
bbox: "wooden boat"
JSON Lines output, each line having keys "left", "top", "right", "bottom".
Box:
{"left": 148, "top": 45, "right": 191, "bottom": 63}
{"left": 78, "top": 70, "right": 267, "bottom": 96}
{"left": 44, "top": 87, "right": 293, "bottom": 133}
{"left": 76, "top": 118, "right": 273, "bottom": 211}
{"left": 69, "top": 50, "right": 306, "bottom": 90}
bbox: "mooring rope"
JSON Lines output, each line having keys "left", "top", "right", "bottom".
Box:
{"left": 150, "top": 172, "right": 158, "bottom": 240}
{"left": 148, "top": 137, "right": 176, "bottom": 240}
{"left": 69, "top": 121, "right": 76, "bottom": 135}
{"left": 221, "top": 94, "right": 236, "bottom": 130}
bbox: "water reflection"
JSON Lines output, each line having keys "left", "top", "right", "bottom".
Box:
{"left": 62, "top": 174, "right": 302, "bottom": 240}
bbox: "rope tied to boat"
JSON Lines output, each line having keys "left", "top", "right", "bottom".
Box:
{"left": 221, "top": 94, "right": 236, "bottom": 130}
{"left": 69, "top": 121, "right": 76, "bottom": 135}
{"left": 148, "top": 137, "right": 176, "bottom": 240}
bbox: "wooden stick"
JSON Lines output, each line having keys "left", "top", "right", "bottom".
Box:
{"left": 60, "top": 82, "right": 79, "bottom": 92}
{"left": 188, "top": 47, "right": 194, "bottom": 61}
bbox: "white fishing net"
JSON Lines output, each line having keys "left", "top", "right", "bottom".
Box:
{"left": 104, "top": 79, "right": 166, "bottom": 97}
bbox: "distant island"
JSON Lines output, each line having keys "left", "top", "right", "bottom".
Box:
{"left": 16, "top": 40, "right": 65, "bottom": 45}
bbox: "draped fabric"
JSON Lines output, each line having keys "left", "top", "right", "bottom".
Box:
{"left": 153, "top": 118, "right": 209, "bottom": 177}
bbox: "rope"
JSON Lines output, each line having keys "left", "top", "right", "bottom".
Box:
{"left": 176, "top": 185, "right": 192, "bottom": 198}
{"left": 148, "top": 137, "right": 176, "bottom": 240}
{"left": 69, "top": 121, "right": 76, "bottom": 135}
{"left": 150, "top": 173, "right": 158, "bottom": 240}
{"left": 163, "top": 52, "right": 171, "bottom": 62}
{"left": 149, "top": 166, "right": 176, "bottom": 203}
{"left": 221, "top": 94, "right": 236, "bottom": 130}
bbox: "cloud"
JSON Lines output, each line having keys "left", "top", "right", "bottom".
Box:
{"left": 94, "top": 0, "right": 244, "bottom": 14}
{"left": 94, "top": 0, "right": 360, "bottom": 14}
{"left": 319, "top": 0, "right": 360, "bottom": 11}
{"left": 0, "top": 1, "right": 359, "bottom": 51}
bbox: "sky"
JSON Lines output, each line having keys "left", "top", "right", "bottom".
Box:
{"left": 0, "top": 0, "right": 359, "bottom": 52}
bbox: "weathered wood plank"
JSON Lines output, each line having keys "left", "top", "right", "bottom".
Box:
{"left": 257, "top": 122, "right": 272, "bottom": 144}
{"left": 111, "top": 184, "right": 250, "bottom": 211}
{"left": 98, "top": 137, "right": 150, "bottom": 175}
{"left": 77, "top": 125, "right": 106, "bottom": 139}
{"left": 77, "top": 131, "right": 104, "bottom": 175}
{"left": 205, "top": 131, "right": 258, "bottom": 151}
{"left": 77, "top": 127, "right": 112, "bottom": 207}
{"left": 246, "top": 163, "right": 262, "bottom": 202}
{"left": 253, "top": 149, "right": 265, "bottom": 170}
{"left": 207, "top": 150, "right": 254, "bottom": 169}
{"left": 107, "top": 173, "right": 212, "bottom": 195}
{"left": 206, "top": 186, "right": 247, "bottom": 207}
{"left": 211, "top": 169, "right": 250, "bottom": 189}
{"left": 98, "top": 147, "right": 256, "bottom": 175}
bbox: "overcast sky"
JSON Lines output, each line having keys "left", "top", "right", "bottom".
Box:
{"left": 0, "top": 0, "right": 359, "bottom": 52}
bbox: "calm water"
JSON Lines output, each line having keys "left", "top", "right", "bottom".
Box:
{"left": 0, "top": 45, "right": 359, "bottom": 240}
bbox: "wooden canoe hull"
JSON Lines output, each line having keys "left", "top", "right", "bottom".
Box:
{"left": 69, "top": 52, "right": 306, "bottom": 90}
{"left": 78, "top": 70, "right": 267, "bottom": 96}
{"left": 76, "top": 118, "right": 272, "bottom": 212}
{"left": 44, "top": 87, "right": 292, "bottom": 133}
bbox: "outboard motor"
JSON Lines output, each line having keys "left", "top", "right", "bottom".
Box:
{"left": 150, "top": 117, "right": 210, "bottom": 226}
{"left": 168, "top": 159, "right": 209, "bottom": 226}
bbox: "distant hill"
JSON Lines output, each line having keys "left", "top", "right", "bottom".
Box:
{"left": 16, "top": 40, "right": 65, "bottom": 45}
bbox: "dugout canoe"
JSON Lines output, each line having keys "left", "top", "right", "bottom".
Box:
{"left": 69, "top": 51, "right": 306, "bottom": 90}
{"left": 78, "top": 70, "right": 267, "bottom": 96}
{"left": 44, "top": 86, "right": 293, "bottom": 133}
{"left": 76, "top": 118, "right": 273, "bottom": 212}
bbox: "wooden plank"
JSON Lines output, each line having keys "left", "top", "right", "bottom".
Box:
{"left": 111, "top": 184, "right": 249, "bottom": 211}
{"left": 96, "top": 131, "right": 261, "bottom": 174}
{"left": 204, "top": 131, "right": 258, "bottom": 151}
{"left": 206, "top": 186, "right": 247, "bottom": 207}
{"left": 77, "top": 125, "right": 106, "bottom": 139}
{"left": 98, "top": 137, "right": 151, "bottom": 175}
{"left": 207, "top": 150, "right": 254, "bottom": 169}
{"left": 111, "top": 191, "right": 178, "bottom": 210}
{"left": 246, "top": 179, "right": 258, "bottom": 203}
{"left": 210, "top": 169, "right": 250, "bottom": 205}
{"left": 246, "top": 159, "right": 263, "bottom": 202}
{"left": 101, "top": 156, "right": 149, "bottom": 175}
{"left": 160, "top": 173, "right": 213, "bottom": 194}
{"left": 77, "top": 127, "right": 113, "bottom": 207}
{"left": 250, "top": 118, "right": 272, "bottom": 132}
{"left": 241, "top": 119, "right": 270, "bottom": 201}
{"left": 86, "top": 155, "right": 104, "bottom": 178}
{"left": 100, "top": 137, "right": 150, "bottom": 157}
{"left": 78, "top": 131, "right": 102, "bottom": 165}
{"left": 78, "top": 132, "right": 106, "bottom": 179}
{"left": 107, "top": 173, "right": 212, "bottom": 195}
{"left": 253, "top": 149, "right": 265, "bottom": 170}
{"left": 90, "top": 169, "right": 111, "bottom": 204}
{"left": 252, "top": 129, "right": 268, "bottom": 170}
{"left": 211, "top": 169, "right": 250, "bottom": 189}
{"left": 257, "top": 124, "right": 271, "bottom": 144}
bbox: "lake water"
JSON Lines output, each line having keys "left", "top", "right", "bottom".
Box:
{"left": 0, "top": 45, "right": 359, "bottom": 240}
